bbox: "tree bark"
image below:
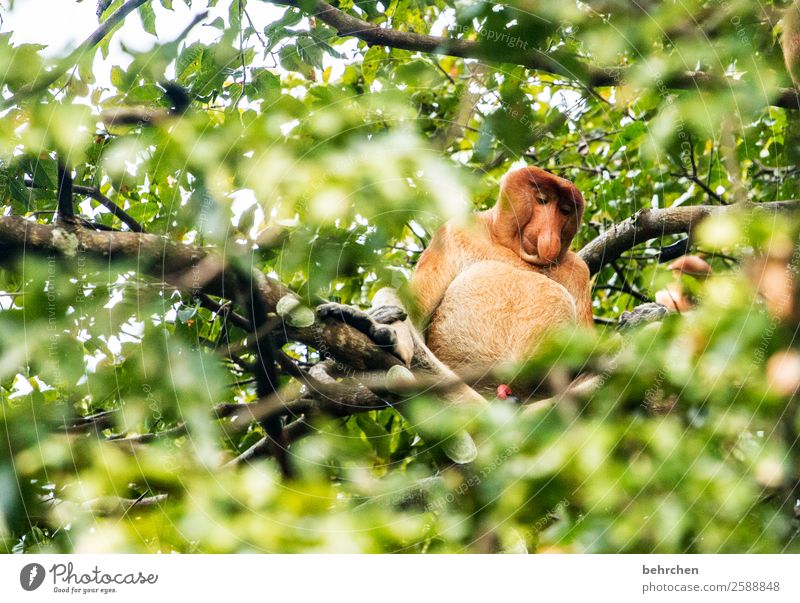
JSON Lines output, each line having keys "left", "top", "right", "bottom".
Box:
{"left": 578, "top": 200, "right": 800, "bottom": 274}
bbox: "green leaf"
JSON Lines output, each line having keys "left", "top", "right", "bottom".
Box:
{"left": 265, "top": 8, "right": 303, "bottom": 34}
{"left": 229, "top": 0, "right": 242, "bottom": 32}
{"left": 361, "top": 46, "right": 384, "bottom": 85}
{"left": 138, "top": 2, "right": 158, "bottom": 38}
{"left": 78, "top": 52, "right": 97, "bottom": 86}
{"left": 0, "top": 165, "right": 31, "bottom": 212}
{"left": 176, "top": 43, "right": 204, "bottom": 82}
{"left": 207, "top": 16, "right": 225, "bottom": 30}
{"left": 296, "top": 35, "right": 323, "bottom": 70}
{"left": 124, "top": 200, "right": 160, "bottom": 224}
{"left": 110, "top": 65, "right": 126, "bottom": 89}
{"left": 356, "top": 414, "right": 391, "bottom": 458}
{"left": 278, "top": 44, "right": 305, "bottom": 74}
{"left": 177, "top": 303, "right": 199, "bottom": 323}
{"left": 125, "top": 84, "right": 163, "bottom": 103}
{"left": 98, "top": 0, "right": 123, "bottom": 23}
{"left": 250, "top": 69, "right": 281, "bottom": 102}
{"left": 264, "top": 10, "right": 304, "bottom": 53}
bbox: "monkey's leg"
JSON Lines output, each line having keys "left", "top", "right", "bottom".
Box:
{"left": 317, "top": 291, "right": 485, "bottom": 405}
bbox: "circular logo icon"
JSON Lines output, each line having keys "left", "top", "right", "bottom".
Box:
{"left": 20, "top": 563, "right": 46, "bottom": 591}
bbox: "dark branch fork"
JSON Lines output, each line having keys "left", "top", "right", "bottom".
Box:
{"left": 25, "top": 179, "right": 144, "bottom": 233}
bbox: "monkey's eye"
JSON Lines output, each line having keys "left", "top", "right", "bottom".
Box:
{"left": 558, "top": 205, "right": 573, "bottom": 215}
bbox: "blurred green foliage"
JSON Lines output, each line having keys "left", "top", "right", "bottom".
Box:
{"left": 0, "top": 0, "right": 799, "bottom": 553}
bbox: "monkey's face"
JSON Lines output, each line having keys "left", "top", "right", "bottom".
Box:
{"left": 493, "top": 166, "right": 585, "bottom": 266}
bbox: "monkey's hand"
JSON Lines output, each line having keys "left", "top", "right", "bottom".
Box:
{"left": 316, "top": 303, "right": 406, "bottom": 354}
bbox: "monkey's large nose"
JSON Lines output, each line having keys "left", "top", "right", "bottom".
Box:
{"left": 537, "top": 231, "right": 561, "bottom": 264}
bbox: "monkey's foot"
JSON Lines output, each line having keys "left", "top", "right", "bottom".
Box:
{"left": 316, "top": 303, "right": 402, "bottom": 352}
{"left": 368, "top": 305, "right": 407, "bottom": 325}
{"left": 618, "top": 302, "right": 668, "bottom": 329}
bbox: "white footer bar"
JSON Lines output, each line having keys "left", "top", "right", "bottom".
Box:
{"left": 1, "top": 554, "right": 798, "bottom": 602}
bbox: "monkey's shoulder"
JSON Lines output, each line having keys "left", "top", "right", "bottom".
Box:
{"left": 439, "top": 216, "right": 491, "bottom": 239}
{"left": 435, "top": 219, "right": 494, "bottom": 254}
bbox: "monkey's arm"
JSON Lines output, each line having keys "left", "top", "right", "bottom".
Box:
{"left": 574, "top": 265, "right": 594, "bottom": 328}
{"left": 551, "top": 252, "right": 594, "bottom": 327}
{"left": 410, "top": 224, "right": 462, "bottom": 325}
{"left": 316, "top": 221, "right": 463, "bottom": 363}
{"left": 784, "top": 1, "right": 800, "bottom": 86}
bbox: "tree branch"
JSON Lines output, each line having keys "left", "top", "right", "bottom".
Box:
{"left": 0, "top": 216, "right": 408, "bottom": 373}
{"left": 76, "top": 186, "right": 144, "bottom": 232}
{"left": 42, "top": 492, "right": 169, "bottom": 518}
{"left": 269, "top": 0, "right": 581, "bottom": 81}
{"left": 7, "top": 198, "right": 800, "bottom": 398}
{"left": 267, "top": 0, "right": 800, "bottom": 109}
{"left": 25, "top": 179, "right": 144, "bottom": 232}
{"left": 578, "top": 200, "right": 800, "bottom": 274}
{"left": 268, "top": 0, "right": 608, "bottom": 86}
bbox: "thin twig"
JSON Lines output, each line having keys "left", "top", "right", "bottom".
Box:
{"left": 25, "top": 179, "right": 144, "bottom": 232}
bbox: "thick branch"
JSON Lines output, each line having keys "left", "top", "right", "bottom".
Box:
{"left": 578, "top": 200, "right": 800, "bottom": 274}
{"left": 0, "top": 216, "right": 405, "bottom": 372}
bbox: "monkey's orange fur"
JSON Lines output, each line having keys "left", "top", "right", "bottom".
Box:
{"left": 411, "top": 166, "right": 592, "bottom": 380}
{"left": 784, "top": 0, "right": 800, "bottom": 86}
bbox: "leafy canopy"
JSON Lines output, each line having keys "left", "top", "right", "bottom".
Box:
{"left": 0, "top": 0, "right": 799, "bottom": 553}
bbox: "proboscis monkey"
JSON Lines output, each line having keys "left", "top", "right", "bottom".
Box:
{"left": 410, "top": 166, "right": 593, "bottom": 385}
{"left": 315, "top": 166, "right": 592, "bottom": 401}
